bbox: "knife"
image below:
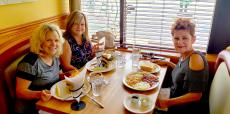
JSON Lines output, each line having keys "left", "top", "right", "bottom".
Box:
{"left": 85, "top": 94, "right": 104, "bottom": 108}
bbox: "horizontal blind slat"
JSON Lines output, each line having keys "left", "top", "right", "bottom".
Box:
{"left": 125, "top": 0, "right": 215, "bottom": 51}
{"left": 82, "top": 0, "right": 216, "bottom": 52}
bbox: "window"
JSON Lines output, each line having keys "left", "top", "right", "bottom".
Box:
{"left": 81, "top": 0, "right": 120, "bottom": 39}
{"left": 82, "top": 0, "right": 216, "bottom": 52}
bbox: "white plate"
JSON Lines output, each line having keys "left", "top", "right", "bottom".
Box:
{"left": 50, "top": 80, "right": 91, "bottom": 101}
{"left": 123, "top": 72, "right": 159, "bottom": 91}
{"left": 85, "top": 58, "right": 115, "bottom": 73}
{"left": 123, "top": 94, "right": 154, "bottom": 114}
{"left": 138, "top": 60, "right": 161, "bottom": 73}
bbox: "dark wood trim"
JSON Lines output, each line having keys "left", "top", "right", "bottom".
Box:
{"left": 120, "top": 0, "right": 125, "bottom": 47}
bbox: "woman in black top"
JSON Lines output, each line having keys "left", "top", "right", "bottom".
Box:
{"left": 155, "top": 18, "right": 209, "bottom": 114}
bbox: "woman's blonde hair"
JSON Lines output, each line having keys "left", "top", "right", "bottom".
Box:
{"left": 171, "top": 18, "right": 196, "bottom": 37}
{"left": 30, "top": 23, "right": 64, "bottom": 57}
{"left": 64, "top": 10, "right": 90, "bottom": 42}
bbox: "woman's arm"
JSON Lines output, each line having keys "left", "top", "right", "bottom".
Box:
{"left": 16, "top": 77, "right": 41, "bottom": 100}
{"left": 167, "top": 61, "right": 176, "bottom": 68}
{"left": 16, "top": 77, "right": 52, "bottom": 101}
{"left": 151, "top": 59, "right": 176, "bottom": 68}
{"left": 60, "top": 40, "right": 78, "bottom": 72}
{"left": 157, "top": 92, "right": 202, "bottom": 108}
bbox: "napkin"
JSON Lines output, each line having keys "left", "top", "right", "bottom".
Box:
{"left": 65, "top": 68, "right": 86, "bottom": 91}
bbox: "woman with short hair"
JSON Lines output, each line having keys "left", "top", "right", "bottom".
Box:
{"left": 155, "top": 18, "right": 209, "bottom": 114}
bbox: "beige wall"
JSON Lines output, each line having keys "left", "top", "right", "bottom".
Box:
{"left": 0, "top": 0, "right": 69, "bottom": 30}
{"left": 69, "top": 0, "right": 81, "bottom": 12}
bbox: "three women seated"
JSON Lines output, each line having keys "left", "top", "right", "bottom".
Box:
{"left": 15, "top": 10, "right": 209, "bottom": 114}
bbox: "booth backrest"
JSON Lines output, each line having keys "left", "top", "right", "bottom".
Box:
{"left": 209, "top": 50, "right": 230, "bottom": 114}
{"left": 0, "top": 39, "right": 30, "bottom": 114}
{"left": 0, "top": 14, "right": 67, "bottom": 114}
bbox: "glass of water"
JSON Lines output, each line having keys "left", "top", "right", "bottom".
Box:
{"left": 89, "top": 73, "right": 105, "bottom": 97}
{"left": 132, "top": 47, "right": 141, "bottom": 68}
{"left": 116, "top": 52, "right": 126, "bottom": 68}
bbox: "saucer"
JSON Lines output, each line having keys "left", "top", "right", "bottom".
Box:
{"left": 123, "top": 94, "right": 154, "bottom": 113}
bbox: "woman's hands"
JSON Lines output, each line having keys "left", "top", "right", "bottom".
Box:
{"left": 92, "top": 43, "right": 99, "bottom": 54}
{"left": 40, "top": 90, "right": 52, "bottom": 102}
{"left": 156, "top": 92, "right": 202, "bottom": 109}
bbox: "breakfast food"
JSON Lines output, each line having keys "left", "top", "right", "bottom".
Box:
{"left": 92, "top": 66, "right": 106, "bottom": 71}
{"left": 90, "top": 59, "right": 108, "bottom": 71}
{"left": 102, "top": 53, "right": 112, "bottom": 60}
{"left": 140, "top": 65, "right": 154, "bottom": 72}
{"left": 101, "top": 57, "right": 110, "bottom": 67}
{"left": 102, "top": 51, "right": 115, "bottom": 61}
{"left": 142, "top": 74, "right": 159, "bottom": 86}
{"left": 55, "top": 82, "right": 71, "bottom": 98}
{"left": 89, "top": 50, "right": 115, "bottom": 72}
{"left": 139, "top": 61, "right": 159, "bottom": 72}
{"left": 133, "top": 82, "right": 150, "bottom": 90}
{"left": 126, "top": 72, "right": 159, "bottom": 90}
{"left": 126, "top": 72, "right": 143, "bottom": 86}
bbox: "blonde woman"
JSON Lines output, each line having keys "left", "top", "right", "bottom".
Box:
{"left": 15, "top": 24, "right": 64, "bottom": 114}
{"left": 155, "top": 18, "right": 209, "bottom": 114}
{"left": 60, "top": 10, "right": 98, "bottom": 71}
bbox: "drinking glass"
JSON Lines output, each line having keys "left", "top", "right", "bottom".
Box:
{"left": 116, "top": 52, "right": 126, "bottom": 68}
{"left": 89, "top": 73, "right": 106, "bottom": 97}
{"left": 132, "top": 47, "right": 141, "bottom": 68}
{"left": 91, "top": 76, "right": 104, "bottom": 96}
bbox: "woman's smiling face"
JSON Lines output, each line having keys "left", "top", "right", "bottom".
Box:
{"left": 41, "top": 30, "right": 59, "bottom": 56}
{"left": 172, "top": 30, "right": 195, "bottom": 54}
{"left": 71, "top": 18, "right": 86, "bottom": 37}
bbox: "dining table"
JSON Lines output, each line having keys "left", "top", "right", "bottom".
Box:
{"left": 36, "top": 51, "right": 169, "bottom": 114}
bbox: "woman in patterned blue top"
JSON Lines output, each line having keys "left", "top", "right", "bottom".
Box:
{"left": 60, "top": 10, "right": 97, "bottom": 71}
{"left": 154, "top": 18, "right": 209, "bottom": 114}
